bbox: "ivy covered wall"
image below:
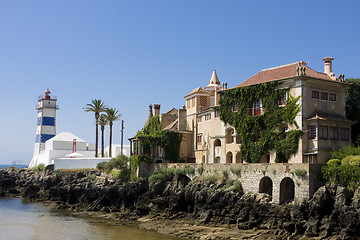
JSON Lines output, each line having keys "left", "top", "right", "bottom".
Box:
{"left": 216, "top": 81, "right": 303, "bottom": 163}
{"left": 135, "top": 115, "right": 183, "bottom": 162}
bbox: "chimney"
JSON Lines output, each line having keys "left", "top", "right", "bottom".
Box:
{"left": 178, "top": 105, "right": 187, "bottom": 131}
{"left": 154, "top": 104, "right": 160, "bottom": 116}
{"left": 323, "top": 57, "right": 334, "bottom": 75}
{"left": 144, "top": 104, "right": 153, "bottom": 127}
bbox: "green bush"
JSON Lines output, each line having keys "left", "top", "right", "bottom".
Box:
{"left": 294, "top": 169, "right": 307, "bottom": 177}
{"left": 342, "top": 155, "right": 360, "bottom": 166}
{"left": 148, "top": 168, "right": 175, "bottom": 185}
{"left": 326, "top": 158, "right": 341, "bottom": 166}
{"left": 129, "top": 155, "right": 153, "bottom": 174}
{"left": 230, "top": 167, "right": 241, "bottom": 175}
{"left": 174, "top": 168, "right": 185, "bottom": 176}
{"left": 205, "top": 175, "right": 217, "bottom": 184}
{"left": 184, "top": 165, "right": 195, "bottom": 175}
{"left": 96, "top": 161, "right": 106, "bottom": 170}
{"left": 222, "top": 169, "right": 229, "bottom": 179}
{"left": 197, "top": 166, "right": 204, "bottom": 175}
{"left": 229, "top": 180, "right": 242, "bottom": 193}
{"left": 331, "top": 145, "right": 360, "bottom": 160}
{"left": 103, "top": 155, "right": 131, "bottom": 182}
{"left": 37, "top": 163, "right": 45, "bottom": 171}
{"left": 321, "top": 163, "right": 360, "bottom": 188}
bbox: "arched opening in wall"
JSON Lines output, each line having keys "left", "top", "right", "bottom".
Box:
{"left": 236, "top": 152, "right": 242, "bottom": 163}
{"left": 226, "top": 152, "right": 233, "bottom": 163}
{"left": 156, "top": 159, "right": 163, "bottom": 163}
{"left": 215, "top": 156, "right": 221, "bottom": 163}
{"left": 202, "top": 155, "right": 205, "bottom": 164}
{"left": 260, "top": 152, "right": 270, "bottom": 163}
{"left": 214, "top": 139, "right": 221, "bottom": 146}
{"left": 279, "top": 177, "right": 295, "bottom": 204}
{"left": 177, "top": 174, "right": 191, "bottom": 189}
{"left": 226, "top": 128, "right": 234, "bottom": 143}
{"left": 259, "top": 176, "right": 273, "bottom": 198}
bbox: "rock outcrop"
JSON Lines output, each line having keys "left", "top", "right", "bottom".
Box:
{"left": 1, "top": 168, "right": 360, "bottom": 239}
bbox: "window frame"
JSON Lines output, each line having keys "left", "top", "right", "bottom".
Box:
{"left": 308, "top": 125, "right": 317, "bottom": 139}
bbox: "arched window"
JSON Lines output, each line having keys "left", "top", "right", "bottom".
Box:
{"left": 214, "top": 139, "right": 221, "bottom": 147}
{"left": 226, "top": 152, "right": 233, "bottom": 163}
{"left": 235, "top": 152, "right": 242, "bottom": 163}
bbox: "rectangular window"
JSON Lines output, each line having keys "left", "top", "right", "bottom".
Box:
{"left": 215, "top": 110, "right": 220, "bottom": 118}
{"left": 340, "top": 128, "right": 350, "bottom": 141}
{"left": 329, "top": 127, "right": 339, "bottom": 140}
{"left": 319, "top": 126, "right": 328, "bottom": 139}
{"left": 312, "top": 90, "right": 319, "bottom": 99}
{"left": 191, "top": 97, "right": 195, "bottom": 107}
{"left": 186, "top": 100, "right": 190, "bottom": 109}
{"left": 329, "top": 93, "right": 337, "bottom": 101}
{"left": 279, "top": 92, "right": 287, "bottom": 106}
{"left": 204, "top": 113, "right": 211, "bottom": 121}
{"left": 321, "top": 92, "right": 328, "bottom": 100}
{"left": 197, "top": 134, "right": 202, "bottom": 144}
{"left": 232, "top": 102, "right": 238, "bottom": 112}
{"left": 308, "top": 125, "right": 316, "bottom": 139}
{"left": 253, "top": 98, "right": 261, "bottom": 115}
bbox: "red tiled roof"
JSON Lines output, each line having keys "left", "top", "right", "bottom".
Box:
{"left": 236, "top": 62, "right": 334, "bottom": 87}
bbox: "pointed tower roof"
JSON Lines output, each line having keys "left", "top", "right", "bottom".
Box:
{"left": 144, "top": 104, "right": 153, "bottom": 127}
{"left": 209, "top": 70, "right": 220, "bottom": 85}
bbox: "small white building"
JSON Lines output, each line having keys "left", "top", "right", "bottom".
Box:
{"left": 104, "top": 144, "right": 130, "bottom": 158}
{"left": 29, "top": 132, "right": 111, "bottom": 169}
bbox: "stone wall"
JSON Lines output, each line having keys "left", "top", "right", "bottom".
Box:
{"left": 138, "top": 162, "right": 324, "bottom": 204}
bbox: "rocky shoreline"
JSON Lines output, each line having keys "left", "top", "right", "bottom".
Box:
{"left": 1, "top": 168, "right": 360, "bottom": 240}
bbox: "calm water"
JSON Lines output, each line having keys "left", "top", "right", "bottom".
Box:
{"left": 0, "top": 198, "right": 186, "bottom": 240}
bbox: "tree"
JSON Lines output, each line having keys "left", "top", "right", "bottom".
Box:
{"left": 104, "top": 108, "right": 122, "bottom": 157}
{"left": 346, "top": 78, "right": 360, "bottom": 146}
{"left": 84, "top": 99, "right": 106, "bottom": 157}
{"left": 98, "top": 114, "right": 108, "bottom": 157}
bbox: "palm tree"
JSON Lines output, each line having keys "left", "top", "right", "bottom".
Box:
{"left": 104, "top": 108, "right": 122, "bottom": 157}
{"left": 84, "top": 99, "right": 106, "bottom": 157}
{"left": 98, "top": 114, "right": 108, "bottom": 157}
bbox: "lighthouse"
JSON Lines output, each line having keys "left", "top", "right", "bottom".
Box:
{"left": 29, "top": 89, "right": 58, "bottom": 167}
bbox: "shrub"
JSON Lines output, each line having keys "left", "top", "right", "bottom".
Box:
{"left": 230, "top": 167, "right": 241, "bottom": 175}
{"left": 148, "top": 168, "right": 174, "bottom": 185}
{"left": 229, "top": 180, "right": 242, "bottom": 193}
{"left": 197, "top": 166, "right": 204, "bottom": 175}
{"left": 326, "top": 158, "right": 341, "bottom": 166}
{"left": 321, "top": 163, "right": 360, "bottom": 188}
{"left": 342, "top": 155, "right": 360, "bottom": 166}
{"left": 184, "top": 165, "right": 195, "bottom": 175}
{"left": 294, "top": 169, "right": 307, "bottom": 177}
{"left": 96, "top": 161, "right": 106, "bottom": 170}
{"left": 222, "top": 170, "right": 229, "bottom": 179}
{"left": 104, "top": 155, "right": 131, "bottom": 182}
{"left": 174, "top": 168, "right": 185, "bottom": 176}
{"left": 331, "top": 145, "right": 360, "bottom": 160}
{"left": 205, "top": 175, "right": 217, "bottom": 184}
{"left": 37, "top": 163, "right": 45, "bottom": 171}
{"left": 129, "top": 155, "right": 153, "bottom": 174}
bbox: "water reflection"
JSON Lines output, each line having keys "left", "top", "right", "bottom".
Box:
{"left": 0, "top": 198, "right": 185, "bottom": 240}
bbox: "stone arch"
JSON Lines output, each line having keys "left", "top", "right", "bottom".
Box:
{"left": 215, "top": 157, "right": 221, "bottom": 163}
{"left": 226, "top": 128, "right": 234, "bottom": 143}
{"left": 155, "top": 159, "right": 163, "bottom": 163}
{"left": 226, "top": 152, "right": 233, "bottom": 163}
{"left": 235, "top": 152, "right": 242, "bottom": 163}
{"left": 214, "top": 139, "right": 221, "bottom": 146}
{"left": 259, "top": 176, "right": 273, "bottom": 197}
{"left": 279, "top": 177, "right": 295, "bottom": 204}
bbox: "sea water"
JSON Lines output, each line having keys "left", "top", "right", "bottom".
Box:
{"left": 0, "top": 198, "right": 185, "bottom": 240}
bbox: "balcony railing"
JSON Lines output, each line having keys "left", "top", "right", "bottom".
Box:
{"left": 248, "top": 107, "right": 263, "bottom": 116}
{"left": 38, "top": 95, "right": 57, "bottom": 100}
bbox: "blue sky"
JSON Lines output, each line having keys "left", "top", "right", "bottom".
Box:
{"left": 1, "top": 0, "right": 359, "bottom": 164}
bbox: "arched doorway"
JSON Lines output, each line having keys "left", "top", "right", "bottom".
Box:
{"left": 215, "top": 157, "right": 221, "bottom": 163}
{"left": 279, "top": 177, "right": 295, "bottom": 204}
{"left": 259, "top": 176, "right": 273, "bottom": 197}
{"left": 226, "top": 152, "right": 233, "bottom": 163}
{"left": 235, "top": 152, "right": 242, "bottom": 163}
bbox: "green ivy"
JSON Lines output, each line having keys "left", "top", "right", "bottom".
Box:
{"left": 135, "top": 115, "right": 183, "bottom": 162}
{"left": 217, "top": 81, "right": 303, "bottom": 163}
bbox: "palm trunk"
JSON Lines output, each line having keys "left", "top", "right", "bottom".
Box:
{"left": 109, "top": 123, "right": 113, "bottom": 157}
{"left": 95, "top": 123, "right": 99, "bottom": 157}
{"left": 101, "top": 126, "right": 105, "bottom": 157}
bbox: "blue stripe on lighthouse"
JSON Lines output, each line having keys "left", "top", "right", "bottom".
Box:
{"left": 42, "top": 117, "right": 55, "bottom": 126}
{"left": 40, "top": 134, "right": 55, "bottom": 143}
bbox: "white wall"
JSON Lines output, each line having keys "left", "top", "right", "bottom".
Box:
{"left": 54, "top": 158, "right": 111, "bottom": 170}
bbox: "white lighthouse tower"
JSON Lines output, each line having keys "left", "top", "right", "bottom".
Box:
{"left": 29, "top": 89, "right": 58, "bottom": 167}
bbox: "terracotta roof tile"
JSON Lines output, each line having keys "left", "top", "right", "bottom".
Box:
{"left": 236, "top": 62, "right": 335, "bottom": 87}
